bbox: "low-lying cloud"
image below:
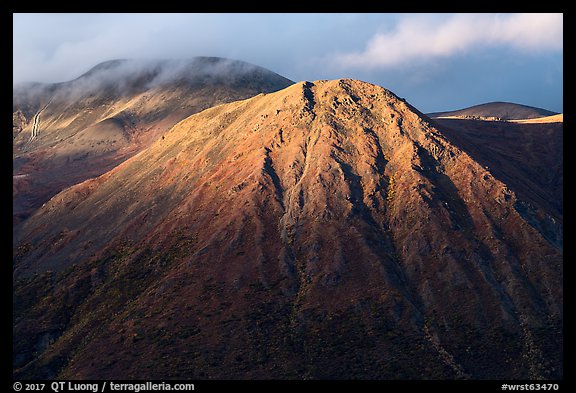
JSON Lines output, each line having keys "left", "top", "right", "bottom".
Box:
{"left": 13, "top": 57, "right": 277, "bottom": 106}
{"left": 333, "top": 13, "right": 563, "bottom": 69}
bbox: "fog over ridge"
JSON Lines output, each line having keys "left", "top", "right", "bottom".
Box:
{"left": 13, "top": 56, "right": 295, "bottom": 106}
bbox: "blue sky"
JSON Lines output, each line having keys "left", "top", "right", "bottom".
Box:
{"left": 13, "top": 13, "right": 563, "bottom": 113}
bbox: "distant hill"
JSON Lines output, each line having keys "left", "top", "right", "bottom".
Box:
{"left": 428, "top": 101, "right": 558, "bottom": 120}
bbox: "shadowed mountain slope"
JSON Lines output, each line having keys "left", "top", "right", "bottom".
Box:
{"left": 13, "top": 79, "right": 562, "bottom": 380}
{"left": 431, "top": 116, "right": 562, "bottom": 248}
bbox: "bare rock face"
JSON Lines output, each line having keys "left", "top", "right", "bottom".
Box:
{"left": 13, "top": 79, "right": 562, "bottom": 380}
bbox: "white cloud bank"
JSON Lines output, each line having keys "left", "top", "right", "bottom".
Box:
{"left": 333, "top": 13, "right": 563, "bottom": 69}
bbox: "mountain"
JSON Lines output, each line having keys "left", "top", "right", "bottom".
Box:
{"left": 13, "top": 79, "right": 562, "bottom": 380}
{"left": 13, "top": 57, "right": 294, "bottom": 224}
{"left": 428, "top": 102, "right": 558, "bottom": 120}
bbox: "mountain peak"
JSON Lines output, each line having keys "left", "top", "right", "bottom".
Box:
{"left": 13, "top": 77, "right": 562, "bottom": 380}
{"left": 66, "top": 56, "right": 284, "bottom": 80}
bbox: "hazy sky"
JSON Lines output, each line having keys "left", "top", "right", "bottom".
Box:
{"left": 13, "top": 13, "right": 563, "bottom": 113}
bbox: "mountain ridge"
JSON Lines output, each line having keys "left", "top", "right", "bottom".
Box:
{"left": 13, "top": 57, "right": 294, "bottom": 224}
